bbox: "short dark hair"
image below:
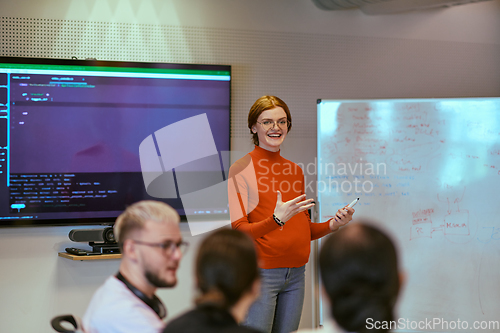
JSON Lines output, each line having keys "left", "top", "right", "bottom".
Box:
{"left": 247, "top": 95, "right": 292, "bottom": 146}
{"left": 195, "top": 229, "right": 259, "bottom": 309}
{"left": 319, "top": 223, "right": 400, "bottom": 333}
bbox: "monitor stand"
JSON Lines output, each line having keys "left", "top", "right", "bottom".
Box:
{"left": 89, "top": 242, "right": 120, "bottom": 254}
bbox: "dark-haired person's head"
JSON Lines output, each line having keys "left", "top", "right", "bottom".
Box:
{"left": 195, "top": 228, "right": 260, "bottom": 323}
{"left": 319, "top": 222, "right": 401, "bottom": 333}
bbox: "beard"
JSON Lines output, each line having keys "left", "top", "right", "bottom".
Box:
{"left": 145, "top": 268, "right": 177, "bottom": 288}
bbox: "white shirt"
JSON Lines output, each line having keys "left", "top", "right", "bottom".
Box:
{"left": 83, "top": 276, "right": 165, "bottom": 333}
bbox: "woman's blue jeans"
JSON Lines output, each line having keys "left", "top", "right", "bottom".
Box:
{"left": 243, "top": 265, "right": 306, "bottom": 333}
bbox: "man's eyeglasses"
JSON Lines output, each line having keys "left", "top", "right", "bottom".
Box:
{"left": 256, "top": 119, "right": 290, "bottom": 131}
{"left": 132, "top": 239, "right": 189, "bottom": 255}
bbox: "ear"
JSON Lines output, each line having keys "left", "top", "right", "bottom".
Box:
{"left": 122, "top": 239, "right": 139, "bottom": 261}
{"left": 251, "top": 126, "right": 257, "bottom": 134}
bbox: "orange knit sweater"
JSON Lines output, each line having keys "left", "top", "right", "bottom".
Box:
{"left": 229, "top": 146, "right": 332, "bottom": 269}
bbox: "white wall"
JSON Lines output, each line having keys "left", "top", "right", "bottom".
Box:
{"left": 1, "top": 0, "right": 499, "bottom": 44}
{"left": 1, "top": 0, "right": 500, "bottom": 332}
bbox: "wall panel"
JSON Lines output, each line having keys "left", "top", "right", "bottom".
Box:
{"left": 1, "top": 12, "right": 500, "bottom": 332}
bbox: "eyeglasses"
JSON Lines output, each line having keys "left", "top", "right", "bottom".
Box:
{"left": 256, "top": 119, "right": 290, "bottom": 131}
{"left": 132, "top": 239, "right": 189, "bottom": 255}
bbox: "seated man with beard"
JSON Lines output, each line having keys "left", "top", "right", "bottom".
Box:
{"left": 83, "top": 201, "right": 188, "bottom": 333}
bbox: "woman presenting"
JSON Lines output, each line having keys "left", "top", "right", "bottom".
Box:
{"left": 228, "top": 96, "right": 355, "bottom": 333}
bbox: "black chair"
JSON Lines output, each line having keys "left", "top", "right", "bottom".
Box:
{"left": 51, "top": 314, "right": 84, "bottom": 333}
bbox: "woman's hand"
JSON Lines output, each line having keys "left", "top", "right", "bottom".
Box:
{"left": 329, "top": 206, "right": 355, "bottom": 232}
{"left": 274, "top": 191, "right": 315, "bottom": 223}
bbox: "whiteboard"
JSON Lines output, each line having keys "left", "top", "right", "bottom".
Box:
{"left": 317, "top": 98, "right": 500, "bottom": 331}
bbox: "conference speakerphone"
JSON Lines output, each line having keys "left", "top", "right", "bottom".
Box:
{"left": 68, "top": 227, "right": 120, "bottom": 254}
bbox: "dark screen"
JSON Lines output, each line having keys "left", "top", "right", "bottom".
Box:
{"left": 0, "top": 58, "right": 231, "bottom": 226}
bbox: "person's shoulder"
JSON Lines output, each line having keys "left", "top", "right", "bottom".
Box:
{"left": 231, "top": 152, "right": 252, "bottom": 167}
{"left": 279, "top": 155, "right": 304, "bottom": 174}
{"left": 85, "top": 303, "right": 163, "bottom": 333}
{"left": 164, "top": 307, "right": 257, "bottom": 333}
{"left": 228, "top": 153, "right": 253, "bottom": 177}
{"left": 84, "top": 276, "right": 163, "bottom": 333}
{"left": 280, "top": 155, "right": 302, "bottom": 167}
{"left": 163, "top": 309, "right": 205, "bottom": 333}
{"left": 90, "top": 276, "right": 134, "bottom": 304}
{"left": 220, "top": 326, "right": 263, "bottom": 333}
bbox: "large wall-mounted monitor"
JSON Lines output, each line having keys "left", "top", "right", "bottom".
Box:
{"left": 0, "top": 57, "right": 231, "bottom": 227}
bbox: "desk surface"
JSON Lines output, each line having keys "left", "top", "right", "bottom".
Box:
{"left": 58, "top": 252, "right": 121, "bottom": 261}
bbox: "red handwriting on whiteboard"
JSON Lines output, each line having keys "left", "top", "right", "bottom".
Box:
{"left": 398, "top": 165, "right": 422, "bottom": 172}
{"left": 410, "top": 206, "right": 434, "bottom": 240}
{"left": 355, "top": 149, "right": 382, "bottom": 155}
{"left": 403, "top": 115, "right": 423, "bottom": 120}
{"left": 489, "top": 149, "right": 500, "bottom": 156}
{"left": 406, "top": 123, "right": 430, "bottom": 128}
{"left": 412, "top": 208, "right": 434, "bottom": 218}
{"left": 414, "top": 128, "right": 438, "bottom": 136}
{"left": 356, "top": 136, "right": 384, "bottom": 143}
{"left": 353, "top": 129, "right": 373, "bottom": 135}
{"left": 446, "top": 222, "right": 467, "bottom": 229}
{"left": 352, "top": 115, "right": 369, "bottom": 120}
{"left": 401, "top": 104, "right": 420, "bottom": 111}
{"left": 437, "top": 185, "right": 471, "bottom": 238}
{"left": 393, "top": 136, "right": 415, "bottom": 142}
{"left": 389, "top": 158, "right": 412, "bottom": 165}
{"left": 353, "top": 123, "right": 375, "bottom": 128}
{"left": 412, "top": 208, "right": 434, "bottom": 224}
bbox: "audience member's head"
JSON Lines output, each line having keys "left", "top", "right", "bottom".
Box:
{"left": 319, "top": 222, "right": 401, "bottom": 333}
{"left": 115, "top": 200, "right": 184, "bottom": 290}
{"left": 195, "top": 228, "right": 260, "bottom": 322}
{"left": 83, "top": 201, "right": 185, "bottom": 333}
